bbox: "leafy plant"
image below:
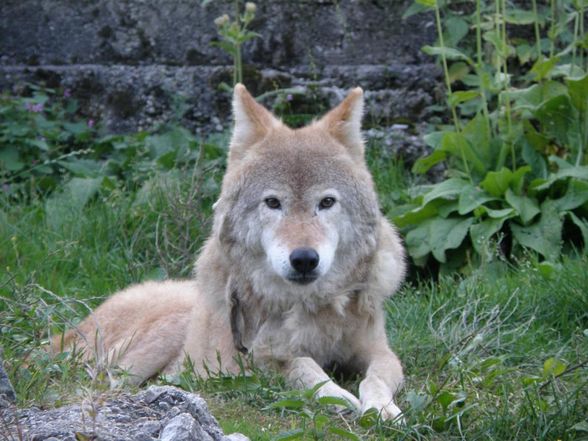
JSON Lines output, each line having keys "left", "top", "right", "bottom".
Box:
{"left": 0, "top": 85, "right": 227, "bottom": 203}
{"left": 0, "top": 85, "right": 96, "bottom": 194}
{"left": 208, "top": 0, "right": 259, "bottom": 87}
{"left": 269, "top": 383, "right": 361, "bottom": 441}
{"left": 399, "top": 0, "right": 588, "bottom": 272}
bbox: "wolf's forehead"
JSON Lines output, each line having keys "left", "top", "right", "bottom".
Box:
{"left": 251, "top": 147, "right": 352, "bottom": 192}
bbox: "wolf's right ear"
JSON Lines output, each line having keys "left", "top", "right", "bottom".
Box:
{"left": 229, "top": 84, "right": 282, "bottom": 163}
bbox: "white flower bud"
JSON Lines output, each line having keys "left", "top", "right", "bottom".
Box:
{"left": 214, "top": 14, "right": 230, "bottom": 27}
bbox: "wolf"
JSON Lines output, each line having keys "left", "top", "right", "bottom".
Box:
{"left": 53, "top": 84, "right": 407, "bottom": 420}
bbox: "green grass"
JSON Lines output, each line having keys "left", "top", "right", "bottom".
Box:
{"left": 1, "top": 141, "right": 587, "bottom": 440}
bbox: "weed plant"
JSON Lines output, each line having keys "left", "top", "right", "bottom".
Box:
{"left": 399, "top": 0, "right": 588, "bottom": 273}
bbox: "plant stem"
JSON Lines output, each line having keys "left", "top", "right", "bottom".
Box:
{"left": 499, "top": 0, "right": 515, "bottom": 169}
{"left": 476, "top": 0, "right": 492, "bottom": 138}
{"left": 434, "top": 1, "right": 460, "bottom": 132}
{"left": 550, "top": 0, "right": 556, "bottom": 58}
{"left": 531, "top": 0, "right": 542, "bottom": 59}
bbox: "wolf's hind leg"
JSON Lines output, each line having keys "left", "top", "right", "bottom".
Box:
{"left": 286, "top": 357, "right": 361, "bottom": 411}
{"left": 358, "top": 346, "right": 404, "bottom": 421}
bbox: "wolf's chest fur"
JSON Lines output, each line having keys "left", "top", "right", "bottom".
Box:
{"left": 239, "top": 290, "right": 364, "bottom": 369}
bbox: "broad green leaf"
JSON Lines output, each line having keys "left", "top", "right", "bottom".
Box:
{"left": 422, "top": 178, "right": 470, "bottom": 206}
{"left": 316, "top": 396, "right": 353, "bottom": 408}
{"left": 406, "top": 217, "right": 474, "bottom": 263}
{"left": 511, "top": 165, "right": 532, "bottom": 193}
{"left": 314, "top": 414, "right": 330, "bottom": 431}
{"left": 510, "top": 200, "right": 563, "bottom": 259}
{"left": 63, "top": 121, "right": 88, "bottom": 135}
{"left": 438, "top": 201, "right": 459, "bottom": 217}
{"left": 0, "top": 148, "right": 24, "bottom": 171}
{"left": 566, "top": 74, "right": 588, "bottom": 112}
{"left": 481, "top": 168, "right": 513, "bottom": 197}
{"left": 534, "top": 162, "right": 588, "bottom": 191}
{"left": 440, "top": 132, "right": 486, "bottom": 175}
{"left": 358, "top": 408, "right": 379, "bottom": 428}
{"left": 534, "top": 94, "right": 580, "bottom": 149}
{"left": 268, "top": 398, "right": 305, "bottom": 410}
{"left": 412, "top": 149, "right": 447, "bottom": 174}
{"left": 485, "top": 207, "right": 516, "bottom": 218}
{"left": 507, "top": 82, "right": 567, "bottom": 112}
{"left": 522, "top": 137, "right": 548, "bottom": 179}
{"left": 571, "top": 421, "right": 588, "bottom": 433}
{"left": 506, "top": 9, "right": 542, "bottom": 25}
{"left": 448, "top": 62, "right": 470, "bottom": 83}
{"left": 444, "top": 17, "right": 469, "bottom": 48}
{"left": 458, "top": 186, "right": 496, "bottom": 214}
{"left": 423, "top": 131, "right": 444, "bottom": 148}
{"left": 422, "top": 45, "right": 472, "bottom": 63}
{"left": 483, "top": 30, "right": 511, "bottom": 58}
{"left": 394, "top": 201, "right": 440, "bottom": 227}
{"left": 530, "top": 56, "right": 560, "bottom": 81}
{"left": 543, "top": 357, "right": 566, "bottom": 377}
{"left": 552, "top": 179, "right": 588, "bottom": 211}
{"left": 405, "top": 390, "right": 428, "bottom": 412}
{"left": 402, "top": 2, "right": 432, "bottom": 18}
{"left": 26, "top": 138, "right": 49, "bottom": 151}
{"left": 505, "top": 189, "right": 540, "bottom": 224}
{"left": 569, "top": 212, "right": 588, "bottom": 247}
{"left": 437, "top": 391, "right": 456, "bottom": 411}
{"left": 448, "top": 90, "right": 479, "bottom": 107}
{"left": 470, "top": 217, "right": 509, "bottom": 253}
{"left": 328, "top": 427, "right": 362, "bottom": 441}
{"left": 462, "top": 113, "right": 493, "bottom": 168}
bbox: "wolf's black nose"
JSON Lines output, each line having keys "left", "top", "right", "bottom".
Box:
{"left": 289, "top": 248, "right": 320, "bottom": 275}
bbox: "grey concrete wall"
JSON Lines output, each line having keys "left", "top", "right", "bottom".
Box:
{"left": 0, "top": 0, "right": 439, "bottom": 136}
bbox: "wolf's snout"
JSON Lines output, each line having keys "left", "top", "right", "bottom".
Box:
{"left": 289, "top": 247, "right": 320, "bottom": 275}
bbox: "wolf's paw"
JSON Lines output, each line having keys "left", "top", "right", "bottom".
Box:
{"left": 316, "top": 381, "right": 361, "bottom": 412}
{"left": 361, "top": 400, "right": 404, "bottom": 423}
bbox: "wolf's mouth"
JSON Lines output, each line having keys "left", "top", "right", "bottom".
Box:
{"left": 286, "top": 273, "right": 319, "bottom": 285}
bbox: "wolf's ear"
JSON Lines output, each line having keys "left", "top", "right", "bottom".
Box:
{"left": 316, "top": 87, "right": 365, "bottom": 160}
{"left": 229, "top": 83, "right": 281, "bottom": 162}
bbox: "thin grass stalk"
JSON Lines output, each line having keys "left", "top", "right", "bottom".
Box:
{"left": 234, "top": 0, "right": 242, "bottom": 85}
{"left": 531, "top": 0, "right": 542, "bottom": 59}
{"left": 550, "top": 0, "right": 556, "bottom": 58}
{"left": 581, "top": 1, "right": 585, "bottom": 71}
{"left": 500, "top": 0, "right": 515, "bottom": 170}
{"left": 433, "top": 0, "right": 460, "bottom": 132}
{"left": 476, "top": 0, "right": 492, "bottom": 138}
{"left": 571, "top": 11, "right": 579, "bottom": 76}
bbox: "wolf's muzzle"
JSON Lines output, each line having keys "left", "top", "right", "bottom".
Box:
{"left": 288, "top": 247, "right": 320, "bottom": 284}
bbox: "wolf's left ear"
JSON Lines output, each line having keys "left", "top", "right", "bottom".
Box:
{"left": 229, "top": 84, "right": 282, "bottom": 162}
{"left": 316, "top": 87, "right": 365, "bottom": 160}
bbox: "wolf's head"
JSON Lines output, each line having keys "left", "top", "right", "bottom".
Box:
{"left": 213, "top": 85, "right": 382, "bottom": 300}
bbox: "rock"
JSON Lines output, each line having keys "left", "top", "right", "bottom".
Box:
{"left": 0, "top": 385, "right": 249, "bottom": 441}
{"left": 0, "top": 0, "right": 442, "bottom": 156}
{"left": 0, "top": 349, "right": 16, "bottom": 406}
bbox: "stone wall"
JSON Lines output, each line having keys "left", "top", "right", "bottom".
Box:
{"left": 0, "top": 0, "right": 440, "bottom": 142}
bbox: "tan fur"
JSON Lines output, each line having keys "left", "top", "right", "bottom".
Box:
{"left": 54, "top": 85, "right": 407, "bottom": 420}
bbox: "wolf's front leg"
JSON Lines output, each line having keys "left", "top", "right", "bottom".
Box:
{"left": 358, "top": 345, "right": 404, "bottom": 421}
{"left": 286, "top": 357, "right": 361, "bottom": 411}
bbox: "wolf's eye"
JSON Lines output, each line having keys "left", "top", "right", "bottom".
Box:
{"left": 319, "top": 197, "right": 336, "bottom": 210}
{"left": 265, "top": 198, "right": 281, "bottom": 209}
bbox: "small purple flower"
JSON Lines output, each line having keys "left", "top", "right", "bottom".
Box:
{"left": 63, "top": 89, "right": 72, "bottom": 98}
{"left": 87, "top": 119, "right": 95, "bottom": 128}
{"left": 2, "top": 184, "right": 9, "bottom": 193}
{"left": 24, "top": 102, "right": 44, "bottom": 113}
{"left": 286, "top": 94, "right": 293, "bottom": 102}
